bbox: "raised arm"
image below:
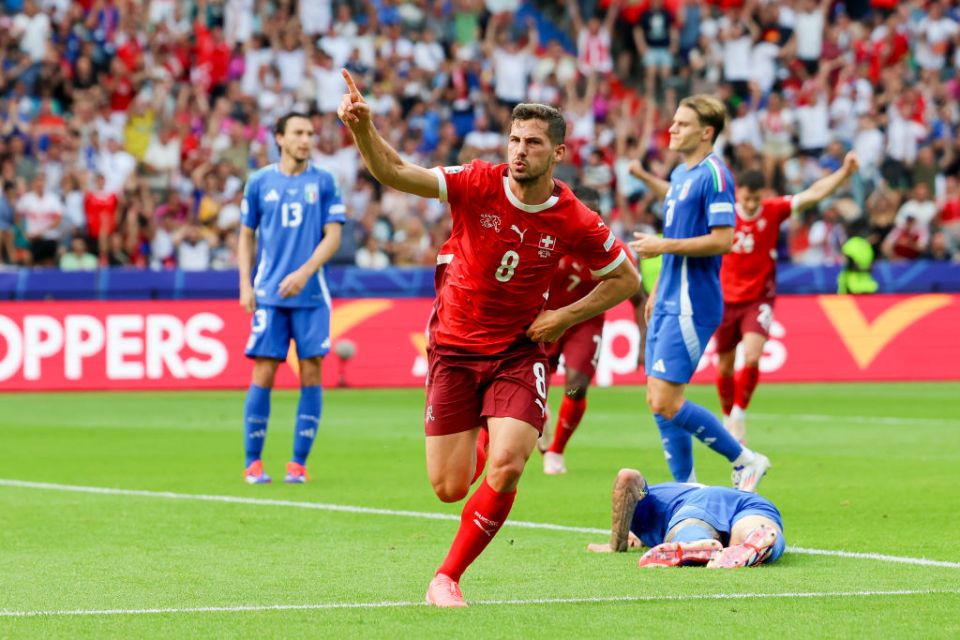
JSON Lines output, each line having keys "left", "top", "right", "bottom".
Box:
{"left": 792, "top": 152, "right": 859, "bottom": 213}
{"left": 337, "top": 69, "right": 440, "bottom": 199}
{"left": 628, "top": 160, "right": 670, "bottom": 200}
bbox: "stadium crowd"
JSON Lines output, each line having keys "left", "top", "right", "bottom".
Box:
{"left": 1, "top": 0, "right": 959, "bottom": 271}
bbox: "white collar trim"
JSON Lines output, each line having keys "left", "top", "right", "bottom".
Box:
{"left": 502, "top": 176, "right": 560, "bottom": 213}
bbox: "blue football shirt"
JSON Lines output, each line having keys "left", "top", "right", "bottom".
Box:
{"left": 630, "top": 482, "right": 704, "bottom": 548}
{"left": 654, "top": 153, "right": 736, "bottom": 325}
{"left": 241, "top": 163, "right": 347, "bottom": 308}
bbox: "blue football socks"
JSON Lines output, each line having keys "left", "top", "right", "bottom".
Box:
{"left": 243, "top": 384, "right": 272, "bottom": 466}
{"left": 292, "top": 385, "right": 322, "bottom": 465}
{"left": 655, "top": 415, "right": 696, "bottom": 482}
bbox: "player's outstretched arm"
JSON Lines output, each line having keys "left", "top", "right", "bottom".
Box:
{"left": 628, "top": 160, "right": 670, "bottom": 200}
{"left": 528, "top": 259, "right": 640, "bottom": 343}
{"left": 792, "top": 152, "right": 859, "bottom": 214}
{"left": 587, "top": 468, "right": 648, "bottom": 553}
{"left": 337, "top": 69, "right": 439, "bottom": 199}
{"left": 631, "top": 226, "right": 734, "bottom": 259}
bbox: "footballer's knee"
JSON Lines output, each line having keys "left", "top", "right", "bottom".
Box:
{"left": 647, "top": 393, "right": 683, "bottom": 419}
{"left": 485, "top": 454, "right": 525, "bottom": 492}
{"left": 715, "top": 353, "right": 736, "bottom": 377}
{"left": 432, "top": 479, "right": 470, "bottom": 503}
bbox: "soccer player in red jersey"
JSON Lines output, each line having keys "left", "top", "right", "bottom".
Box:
{"left": 716, "top": 153, "right": 859, "bottom": 443}
{"left": 540, "top": 185, "right": 647, "bottom": 475}
{"left": 338, "top": 70, "right": 640, "bottom": 608}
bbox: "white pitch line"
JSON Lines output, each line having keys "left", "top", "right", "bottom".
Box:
{"left": 2, "top": 589, "right": 958, "bottom": 618}
{"left": 2, "top": 479, "right": 959, "bottom": 569}
{"left": 750, "top": 413, "right": 960, "bottom": 427}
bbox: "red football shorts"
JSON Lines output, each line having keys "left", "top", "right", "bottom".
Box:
{"left": 713, "top": 299, "right": 775, "bottom": 353}
{"left": 424, "top": 343, "right": 549, "bottom": 436}
{"left": 544, "top": 317, "right": 605, "bottom": 379}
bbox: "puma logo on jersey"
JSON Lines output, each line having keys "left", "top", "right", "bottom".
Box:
{"left": 510, "top": 225, "right": 527, "bottom": 242}
{"left": 652, "top": 359, "right": 667, "bottom": 373}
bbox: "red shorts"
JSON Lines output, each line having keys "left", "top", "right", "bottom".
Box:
{"left": 425, "top": 343, "right": 549, "bottom": 436}
{"left": 544, "top": 316, "right": 605, "bottom": 379}
{"left": 714, "top": 299, "right": 775, "bottom": 353}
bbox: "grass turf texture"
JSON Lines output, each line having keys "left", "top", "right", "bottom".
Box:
{"left": 1, "top": 382, "right": 958, "bottom": 639}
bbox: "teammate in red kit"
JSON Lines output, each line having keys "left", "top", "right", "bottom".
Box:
{"left": 716, "top": 153, "right": 859, "bottom": 442}
{"left": 540, "top": 185, "right": 647, "bottom": 475}
{"left": 338, "top": 70, "right": 640, "bottom": 608}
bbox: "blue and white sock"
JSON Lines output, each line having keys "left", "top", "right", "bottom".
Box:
{"left": 655, "top": 416, "right": 696, "bottom": 482}
{"left": 243, "top": 384, "right": 272, "bottom": 466}
{"left": 668, "top": 400, "right": 745, "bottom": 463}
{"left": 292, "top": 385, "right": 322, "bottom": 465}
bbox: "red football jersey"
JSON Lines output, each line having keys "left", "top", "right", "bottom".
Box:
{"left": 430, "top": 160, "right": 627, "bottom": 354}
{"left": 721, "top": 196, "right": 794, "bottom": 303}
{"left": 546, "top": 238, "right": 634, "bottom": 312}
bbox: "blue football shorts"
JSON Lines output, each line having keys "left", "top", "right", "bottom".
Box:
{"left": 668, "top": 486, "right": 786, "bottom": 562}
{"left": 644, "top": 313, "right": 718, "bottom": 384}
{"left": 244, "top": 304, "right": 331, "bottom": 360}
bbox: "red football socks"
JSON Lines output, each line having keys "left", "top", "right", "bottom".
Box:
{"left": 548, "top": 396, "right": 586, "bottom": 454}
{"left": 717, "top": 374, "right": 735, "bottom": 416}
{"left": 437, "top": 479, "right": 516, "bottom": 582}
{"left": 471, "top": 428, "right": 489, "bottom": 484}
{"left": 735, "top": 366, "right": 760, "bottom": 410}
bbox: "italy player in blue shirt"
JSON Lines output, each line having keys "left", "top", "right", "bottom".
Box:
{"left": 587, "top": 467, "right": 785, "bottom": 568}
{"left": 629, "top": 96, "right": 771, "bottom": 492}
{"left": 238, "top": 112, "right": 346, "bottom": 484}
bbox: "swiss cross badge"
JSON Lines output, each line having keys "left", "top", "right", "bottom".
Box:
{"left": 538, "top": 234, "right": 556, "bottom": 251}
{"left": 305, "top": 184, "right": 319, "bottom": 204}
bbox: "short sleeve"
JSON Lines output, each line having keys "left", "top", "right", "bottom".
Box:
{"left": 431, "top": 159, "right": 491, "bottom": 208}
{"left": 703, "top": 161, "right": 736, "bottom": 228}
{"left": 241, "top": 173, "right": 260, "bottom": 230}
{"left": 573, "top": 209, "right": 629, "bottom": 278}
{"left": 323, "top": 173, "right": 347, "bottom": 225}
{"left": 764, "top": 195, "right": 795, "bottom": 224}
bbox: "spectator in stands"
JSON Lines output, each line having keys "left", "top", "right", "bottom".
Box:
{"left": 896, "top": 183, "right": 938, "bottom": 233}
{"left": 883, "top": 215, "right": 930, "bottom": 261}
{"left": 0, "top": 180, "right": 15, "bottom": 264}
{"left": 18, "top": 175, "right": 63, "bottom": 266}
{"left": 59, "top": 233, "right": 98, "bottom": 271}
{"left": 355, "top": 234, "right": 390, "bottom": 270}
{"left": 174, "top": 222, "right": 211, "bottom": 271}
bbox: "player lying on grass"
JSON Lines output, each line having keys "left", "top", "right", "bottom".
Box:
{"left": 587, "top": 468, "right": 785, "bottom": 568}
{"left": 540, "top": 184, "right": 647, "bottom": 475}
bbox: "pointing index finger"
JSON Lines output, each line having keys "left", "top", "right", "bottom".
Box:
{"left": 341, "top": 68, "right": 360, "bottom": 97}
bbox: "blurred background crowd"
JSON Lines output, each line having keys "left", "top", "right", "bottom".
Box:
{"left": 1, "top": 0, "right": 959, "bottom": 273}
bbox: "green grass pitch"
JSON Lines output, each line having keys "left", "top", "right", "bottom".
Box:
{"left": 1, "top": 382, "right": 959, "bottom": 639}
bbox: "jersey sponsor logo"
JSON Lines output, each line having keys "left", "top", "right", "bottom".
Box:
{"left": 264, "top": 189, "right": 280, "bottom": 202}
{"left": 652, "top": 359, "right": 667, "bottom": 373}
{"left": 443, "top": 165, "right": 465, "bottom": 174}
{"left": 539, "top": 234, "right": 556, "bottom": 250}
{"left": 305, "top": 184, "right": 319, "bottom": 203}
{"left": 709, "top": 202, "right": 734, "bottom": 214}
{"left": 510, "top": 224, "right": 527, "bottom": 242}
{"left": 480, "top": 213, "right": 502, "bottom": 233}
{"left": 679, "top": 178, "right": 693, "bottom": 200}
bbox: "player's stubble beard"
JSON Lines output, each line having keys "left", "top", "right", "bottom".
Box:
{"left": 510, "top": 156, "right": 554, "bottom": 185}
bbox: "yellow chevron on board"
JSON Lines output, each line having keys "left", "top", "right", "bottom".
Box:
{"left": 818, "top": 295, "right": 952, "bottom": 369}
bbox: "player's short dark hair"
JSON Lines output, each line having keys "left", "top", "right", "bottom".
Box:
{"left": 572, "top": 184, "right": 601, "bottom": 213}
{"left": 679, "top": 95, "right": 727, "bottom": 143}
{"left": 274, "top": 111, "right": 312, "bottom": 136}
{"left": 738, "top": 170, "right": 766, "bottom": 192}
{"left": 510, "top": 103, "right": 567, "bottom": 146}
